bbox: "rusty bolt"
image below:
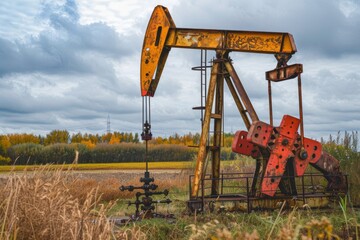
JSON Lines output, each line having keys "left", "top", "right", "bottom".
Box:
{"left": 299, "top": 149, "right": 308, "bottom": 160}
{"left": 281, "top": 139, "right": 289, "bottom": 146}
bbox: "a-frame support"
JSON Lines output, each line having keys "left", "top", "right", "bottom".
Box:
{"left": 191, "top": 52, "right": 263, "bottom": 198}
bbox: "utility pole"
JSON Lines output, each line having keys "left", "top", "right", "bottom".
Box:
{"left": 107, "top": 114, "right": 111, "bottom": 134}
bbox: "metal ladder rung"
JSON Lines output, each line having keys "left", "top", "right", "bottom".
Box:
{"left": 211, "top": 113, "right": 222, "bottom": 119}
{"left": 192, "top": 106, "right": 206, "bottom": 110}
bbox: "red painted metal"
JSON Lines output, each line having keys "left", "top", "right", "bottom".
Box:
{"left": 293, "top": 137, "right": 322, "bottom": 176}
{"left": 261, "top": 115, "right": 300, "bottom": 196}
{"left": 247, "top": 121, "right": 274, "bottom": 147}
{"left": 232, "top": 131, "right": 260, "bottom": 158}
{"left": 231, "top": 114, "right": 328, "bottom": 197}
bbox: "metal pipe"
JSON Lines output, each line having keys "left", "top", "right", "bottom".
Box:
{"left": 268, "top": 80, "right": 273, "bottom": 126}
{"left": 221, "top": 171, "right": 224, "bottom": 195}
{"left": 297, "top": 74, "right": 305, "bottom": 147}
{"left": 224, "top": 77, "right": 251, "bottom": 129}
{"left": 201, "top": 178, "right": 205, "bottom": 212}
{"left": 224, "top": 61, "right": 259, "bottom": 122}
{"left": 212, "top": 69, "right": 224, "bottom": 195}
{"left": 191, "top": 61, "right": 219, "bottom": 197}
{"left": 246, "top": 177, "right": 250, "bottom": 213}
{"left": 302, "top": 175, "right": 305, "bottom": 204}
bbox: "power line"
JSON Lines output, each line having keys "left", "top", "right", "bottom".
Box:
{"left": 107, "top": 114, "right": 111, "bottom": 134}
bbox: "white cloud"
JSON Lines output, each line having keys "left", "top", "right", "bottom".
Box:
{"left": 0, "top": 0, "right": 359, "bottom": 143}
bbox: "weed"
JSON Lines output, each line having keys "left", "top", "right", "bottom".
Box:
{"left": 0, "top": 166, "right": 114, "bottom": 239}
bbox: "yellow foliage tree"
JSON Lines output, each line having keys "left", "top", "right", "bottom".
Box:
{"left": 80, "top": 139, "right": 96, "bottom": 149}
{"left": 7, "top": 133, "right": 40, "bottom": 145}
{"left": 109, "top": 134, "right": 120, "bottom": 144}
{"left": 0, "top": 135, "right": 11, "bottom": 155}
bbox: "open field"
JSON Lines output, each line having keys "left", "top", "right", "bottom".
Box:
{"left": 0, "top": 161, "right": 193, "bottom": 172}
{"left": 0, "top": 165, "right": 359, "bottom": 239}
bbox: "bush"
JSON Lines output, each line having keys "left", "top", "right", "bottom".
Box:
{"left": 71, "top": 143, "right": 91, "bottom": 163}
{"left": 7, "top": 143, "right": 44, "bottom": 165}
{"left": 40, "top": 143, "right": 76, "bottom": 164}
{"left": 84, "top": 143, "right": 196, "bottom": 163}
{"left": 147, "top": 144, "right": 197, "bottom": 162}
{"left": 6, "top": 142, "right": 197, "bottom": 165}
{"left": 0, "top": 155, "right": 10, "bottom": 165}
{"left": 89, "top": 143, "right": 144, "bottom": 163}
{"left": 322, "top": 131, "right": 360, "bottom": 205}
{"left": 0, "top": 166, "right": 113, "bottom": 239}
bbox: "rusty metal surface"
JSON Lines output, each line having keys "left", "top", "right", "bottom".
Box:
{"left": 140, "top": 5, "right": 348, "bottom": 206}
{"left": 166, "top": 28, "right": 296, "bottom": 54}
{"left": 232, "top": 131, "right": 260, "bottom": 158}
{"left": 211, "top": 72, "right": 224, "bottom": 195}
{"left": 232, "top": 115, "right": 326, "bottom": 197}
{"left": 188, "top": 172, "right": 347, "bottom": 212}
{"left": 140, "top": 6, "right": 175, "bottom": 96}
{"left": 247, "top": 121, "right": 274, "bottom": 147}
{"left": 261, "top": 115, "right": 300, "bottom": 196}
{"left": 140, "top": 5, "right": 297, "bottom": 96}
{"left": 224, "top": 61, "right": 259, "bottom": 122}
{"left": 311, "top": 151, "right": 348, "bottom": 192}
{"left": 224, "top": 77, "right": 251, "bottom": 129}
{"left": 266, "top": 64, "right": 303, "bottom": 82}
{"left": 293, "top": 137, "right": 322, "bottom": 176}
{"left": 191, "top": 61, "right": 219, "bottom": 198}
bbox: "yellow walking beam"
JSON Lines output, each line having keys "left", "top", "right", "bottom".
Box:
{"left": 141, "top": 5, "right": 297, "bottom": 97}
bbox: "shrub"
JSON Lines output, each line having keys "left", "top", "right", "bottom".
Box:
{"left": 0, "top": 155, "right": 10, "bottom": 165}
{"left": 147, "top": 144, "right": 197, "bottom": 162}
{"left": 6, "top": 142, "right": 197, "bottom": 165}
{"left": 7, "top": 143, "right": 44, "bottom": 165}
{"left": 89, "top": 143, "right": 144, "bottom": 163}
{"left": 40, "top": 143, "right": 76, "bottom": 164}
{"left": 322, "top": 131, "right": 360, "bottom": 205}
{"left": 71, "top": 143, "right": 91, "bottom": 163}
{"left": 0, "top": 166, "right": 113, "bottom": 239}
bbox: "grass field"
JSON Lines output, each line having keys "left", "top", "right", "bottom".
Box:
{"left": 0, "top": 164, "right": 359, "bottom": 239}
{"left": 0, "top": 161, "right": 193, "bottom": 172}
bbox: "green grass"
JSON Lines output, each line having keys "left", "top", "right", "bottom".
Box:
{"left": 0, "top": 161, "right": 193, "bottom": 172}
{"left": 1, "top": 161, "right": 359, "bottom": 239}
{"left": 114, "top": 205, "right": 360, "bottom": 240}
{"left": 0, "top": 159, "right": 245, "bottom": 173}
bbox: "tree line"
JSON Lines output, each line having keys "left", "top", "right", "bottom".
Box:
{"left": 3, "top": 129, "right": 356, "bottom": 166}
{"left": 0, "top": 130, "right": 237, "bottom": 165}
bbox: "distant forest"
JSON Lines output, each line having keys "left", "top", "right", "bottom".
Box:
{"left": 0, "top": 130, "right": 357, "bottom": 166}
{"left": 0, "top": 130, "right": 237, "bottom": 165}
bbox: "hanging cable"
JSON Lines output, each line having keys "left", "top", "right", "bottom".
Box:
{"left": 141, "top": 96, "right": 152, "bottom": 172}
{"left": 142, "top": 97, "right": 152, "bottom": 139}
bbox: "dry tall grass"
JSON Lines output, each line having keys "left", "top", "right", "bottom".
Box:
{"left": 0, "top": 166, "right": 114, "bottom": 240}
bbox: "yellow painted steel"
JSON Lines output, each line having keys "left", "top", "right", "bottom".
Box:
{"left": 140, "top": 6, "right": 175, "bottom": 97}
{"left": 141, "top": 5, "right": 299, "bottom": 198}
{"left": 166, "top": 28, "right": 296, "bottom": 54}
{"left": 191, "top": 61, "right": 219, "bottom": 197}
{"left": 140, "top": 5, "right": 297, "bottom": 97}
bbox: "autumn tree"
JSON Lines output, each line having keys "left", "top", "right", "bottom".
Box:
{"left": 44, "top": 130, "right": 70, "bottom": 145}
{"left": 80, "top": 139, "right": 96, "bottom": 149}
{"left": 0, "top": 135, "right": 11, "bottom": 155}
{"left": 109, "top": 134, "right": 121, "bottom": 144}
{"left": 71, "top": 132, "right": 83, "bottom": 143}
{"left": 102, "top": 133, "right": 112, "bottom": 143}
{"left": 134, "top": 133, "right": 140, "bottom": 143}
{"left": 7, "top": 133, "right": 40, "bottom": 145}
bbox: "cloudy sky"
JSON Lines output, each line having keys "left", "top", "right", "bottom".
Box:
{"left": 0, "top": 0, "right": 359, "bottom": 141}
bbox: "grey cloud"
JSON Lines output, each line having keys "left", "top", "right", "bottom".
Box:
{"left": 0, "top": 0, "right": 138, "bottom": 77}
{"left": 0, "top": 0, "right": 358, "bottom": 140}
{"left": 170, "top": 0, "right": 360, "bottom": 58}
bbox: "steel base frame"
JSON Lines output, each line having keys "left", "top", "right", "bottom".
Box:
{"left": 187, "top": 172, "right": 348, "bottom": 213}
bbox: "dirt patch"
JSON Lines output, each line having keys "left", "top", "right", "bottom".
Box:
{"left": 71, "top": 169, "right": 189, "bottom": 183}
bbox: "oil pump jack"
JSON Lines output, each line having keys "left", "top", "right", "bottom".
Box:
{"left": 140, "top": 6, "right": 347, "bottom": 211}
